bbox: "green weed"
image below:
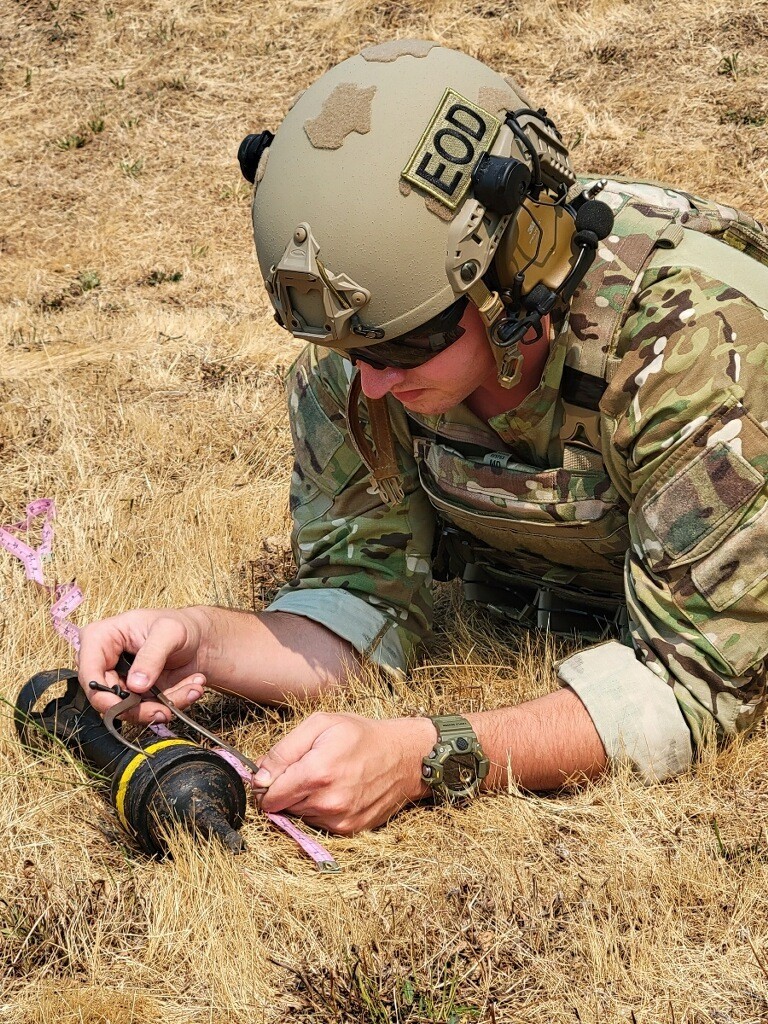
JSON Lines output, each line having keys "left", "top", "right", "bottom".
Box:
{"left": 77, "top": 270, "right": 101, "bottom": 293}
{"left": 274, "top": 947, "right": 480, "bottom": 1023}
{"left": 55, "top": 133, "right": 87, "bottom": 150}
{"left": 717, "top": 51, "right": 741, "bottom": 78}
{"left": 120, "top": 157, "right": 143, "bottom": 178}
{"left": 721, "top": 107, "right": 766, "bottom": 127}
{"left": 219, "top": 181, "right": 251, "bottom": 202}
{"left": 160, "top": 76, "right": 187, "bottom": 91}
{"left": 154, "top": 18, "right": 177, "bottom": 42}
{"left": 39, "top": 269, "right": 101, "bottom": 311}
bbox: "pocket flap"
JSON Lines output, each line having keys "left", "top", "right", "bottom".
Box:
{"left": 290, "top": 358, "right": 363, "bottom": 497}
{"left": 642, "top": 440, "right": 762, "bottom": 562}
{"left": 414, "top": 438, "right": 619, "bottom": 524}
{"left": 692, "top": 501, "right": 768, "bottom": 611}
{"left": 635, "top": 402, "right": 768, "bottom": 570}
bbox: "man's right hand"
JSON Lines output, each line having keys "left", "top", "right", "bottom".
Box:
{"left": 77, "top": 608, "right": 209, "bottom": 724}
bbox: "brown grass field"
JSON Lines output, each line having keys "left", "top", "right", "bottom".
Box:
{"left": 2, "top": 0, "right": 768, "bottom": 1020}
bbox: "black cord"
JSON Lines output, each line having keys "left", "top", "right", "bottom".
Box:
{"left": 512, "top": 106, "right": 564, "bottom": 141}
{"left": 505, "top": 114, "right": 543, "bottom": 197}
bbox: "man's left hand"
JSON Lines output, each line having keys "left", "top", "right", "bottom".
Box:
{"left": 254, "top": 712, "right": 437, "bottom": 834}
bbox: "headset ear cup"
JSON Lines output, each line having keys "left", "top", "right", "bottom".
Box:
{"left": 494, "top": 200, "right": 577, "bottom": 297}
{"left": 573, "top": 229, "right": 599, "bottom": 250}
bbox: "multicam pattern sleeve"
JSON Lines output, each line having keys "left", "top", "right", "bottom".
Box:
{"left": 601, "top": 262, "right": 768, "bottom": 749}
{"left": 265, "top": 344, "right": 436, "bottom": 673}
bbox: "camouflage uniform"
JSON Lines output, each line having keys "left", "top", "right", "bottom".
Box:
{"left": 266, "top": 178, "right": 768, "bottom": 781}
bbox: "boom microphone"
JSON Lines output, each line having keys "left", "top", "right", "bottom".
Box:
{"left": 573, "top": 199, "right": 615, "bottom": 247}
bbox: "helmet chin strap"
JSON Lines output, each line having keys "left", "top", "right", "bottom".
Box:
{"left": 464, "top": 278, "right": 526, "bottom": 388}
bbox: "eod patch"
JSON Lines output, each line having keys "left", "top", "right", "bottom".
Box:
{"left": 402, "top": 89, "right": 500, "bottom": 211}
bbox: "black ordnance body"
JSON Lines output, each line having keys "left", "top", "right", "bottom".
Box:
{"left": 15, "top": 669, "right": 248, "bottom": 856}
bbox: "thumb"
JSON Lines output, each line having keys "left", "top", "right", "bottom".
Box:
{"left": 253, "top": 713, "right": 335, "bottom": 790}
{"left": 125, "top": 616, "right": 190, "bottom": 692}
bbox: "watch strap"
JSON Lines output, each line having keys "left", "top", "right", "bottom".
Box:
{"left": 429, "top": 714, "right": 478, "bottom": 748}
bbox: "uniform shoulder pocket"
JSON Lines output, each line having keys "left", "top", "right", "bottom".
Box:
{"left": 635, "top": 402, "right": 767, "bottom": 571}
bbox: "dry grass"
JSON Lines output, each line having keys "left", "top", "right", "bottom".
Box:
{"left": 2, "top": 0, "right": 768, "bottom": 1020}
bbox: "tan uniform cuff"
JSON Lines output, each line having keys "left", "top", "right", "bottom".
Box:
{"left": 556, "top": 640, "right": 693, "bottom": 782}
{"left": 266, "top": 589, "right": 407, "bottom": 677}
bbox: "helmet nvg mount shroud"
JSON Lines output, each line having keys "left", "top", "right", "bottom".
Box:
{"left": 240, "top": 39, "right": 613, "bottom": 387}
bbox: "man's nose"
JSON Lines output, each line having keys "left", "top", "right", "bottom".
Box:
{"left": 357, "top": 361, "right": 406, "bottom": 400}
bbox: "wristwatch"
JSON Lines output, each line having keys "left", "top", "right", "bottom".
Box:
{"left": 421, "top": 715, "right": 490, "bottom": 800}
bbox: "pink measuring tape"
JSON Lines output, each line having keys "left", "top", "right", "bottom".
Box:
{"left": 0, "top": 499, "right": 84, "bottom": 650}
{"left": 215, "top": 750, "right": 340, "bottom": 872}
{"left": 2, "top": 499, "right": 340, "bottom": 873}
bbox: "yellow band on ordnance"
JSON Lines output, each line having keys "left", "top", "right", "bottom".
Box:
{"left": 114, "top": 739, "right": 195, "bottom": 828}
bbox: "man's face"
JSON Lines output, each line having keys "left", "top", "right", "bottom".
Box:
{"left": 356, "top": 305, "right": 497, "bottom": 415}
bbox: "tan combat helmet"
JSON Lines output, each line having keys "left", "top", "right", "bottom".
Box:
{"left": 240, "top": 41, "right": 613, "bottom": 502}
{"left": 241, "top": 41, "right": 588, "bottom": 378}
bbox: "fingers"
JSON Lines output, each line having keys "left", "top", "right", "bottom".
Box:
{"left": 87, "top": 673, "right": 207, "bottom": 723}
{"left": 259, "top": 748, "right": 334, "bottom": 812}
{"left": 77, "top": 618, "right": 131, "bottom": 693}
{"left": 257, "top": 715, "right": 429, "bottom": 833}
{"left": 254, "top": 712, "right": 338, "bottom": 794}
{"left": 78, "top": 611, "right": 192, "bottom": 694}
{"left": 78, "top": 610, "right": 198, "bottom": 717}
{"left": 122, "top": 617, "right": 191, "bottom": 693}
{"left": 160, "top": 675, "right": 206, "bottom": 709}
{"left": 125, "top": 676, "right": 208, "bottom": 725}
{"left": 279, "top": 795, "right": 353, "bottom": 835}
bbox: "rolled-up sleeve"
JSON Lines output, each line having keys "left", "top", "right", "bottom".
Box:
{"left": 557, "top": 640, "right": 693, "bottom": 781}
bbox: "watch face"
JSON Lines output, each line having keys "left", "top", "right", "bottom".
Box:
{"left": 442, "top": 752, "right": 479, "bottom": 791}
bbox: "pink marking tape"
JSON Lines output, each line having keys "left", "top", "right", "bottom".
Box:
{"left": 2, "top": 499, "right": 340, "bottom": 873}
{"left": 0, "top": 500, "right": 84, "bottom": 649}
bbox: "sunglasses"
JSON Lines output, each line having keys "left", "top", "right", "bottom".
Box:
{"left": 345, "top": 297, "right": 468, "bottom": 370}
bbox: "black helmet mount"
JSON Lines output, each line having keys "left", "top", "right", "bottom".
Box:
{"left": 238, "top": 131, "right": 274, "bottom": 184}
